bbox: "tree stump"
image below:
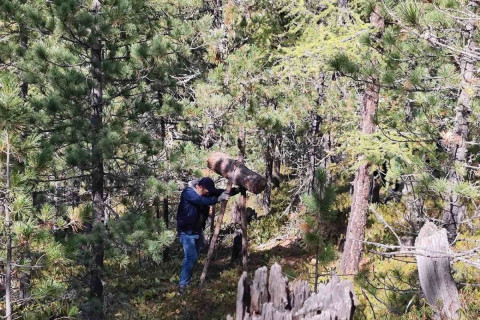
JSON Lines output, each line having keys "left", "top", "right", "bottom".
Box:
{"left": 290, "top": 280, "right": 311, "bottom": 314}
{"left": 268, "top": 263, "right": 290, "bottom": 310}
{"left": 236, "top": 272, "right": 250, "bottom": 320}
{"left": 415, "top": 221, "right": 460, "bottom": 319}
{"left": 228, "top": 263, "right": 357, "bottom": 320}
{"left": 294, "top": 275, "right": 357, "bottom": 320}
{"left": 250, "top": 267, "right": 268, "bottom": 314}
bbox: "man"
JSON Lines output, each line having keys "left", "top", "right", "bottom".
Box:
{"left": 176, "top": 177, "right": 235, "bottom": 293}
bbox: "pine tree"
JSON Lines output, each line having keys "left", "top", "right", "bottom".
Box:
{"left": 302, "top": 169, "right": 336, "bottom": 292}
{"left": 19, "top": 0, "right": 207, "bottom": 317}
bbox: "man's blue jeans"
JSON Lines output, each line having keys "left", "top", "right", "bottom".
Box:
{"left": 179, "top": 232, "right": 203, "bottom": 287}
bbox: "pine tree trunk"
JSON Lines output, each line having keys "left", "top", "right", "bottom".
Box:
{"left": 403, "top": 176, "right": 423, "bottom": 234}
{"left": 159, "top": 111, "right": 171, "bottom": 261}
{"left": 162, "top": 196, "right": 170, "bottom": 261}
{"left": 19, "top": 20, "right": 31, "bottom": 303}
{"left": 5, "top": 132, "right": 13, "bottom": 320}
{"left": 239, "top": 187, "right": 248, "bottom": 271}
{"left": 89, "top": 1, "right": 105, "bottom": 318}
{"left": 238, "top": 128, "right": 248, "bottom": 271}
{"left": 273, "top": 134, "right": 282, "bottom": 188}
{"left": 340, "top": 6, "right": 383, "bottom": 274}
{"left": 340, "top": 75, "right": 380, "bottom": 272}
{"left": 262, "top": 134, "right": 275, "bottom": 214}
{"left": 308, "top": 114, "right": 321, "bottom": 194}
{"left": 340, "top": 159, "right": 373, "bottom": 273}
{"left": 442, "top": 2, "right": 477, "bottom": 243}
{"left": 19, "top": 23, "right": 28, "bottom": 100}
{"left": 316, "top": 73, "right": 333, "bottom": 184}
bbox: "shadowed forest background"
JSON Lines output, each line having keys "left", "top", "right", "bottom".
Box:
{"left": 1, "top": 0, "right": 480, "bottom": 319}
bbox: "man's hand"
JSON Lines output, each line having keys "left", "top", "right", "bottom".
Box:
{"left": 229, "top": 187, "right": 240, "bottom": 196}
{"left": 217, "top": 191, "right": 230, "bottom": 202}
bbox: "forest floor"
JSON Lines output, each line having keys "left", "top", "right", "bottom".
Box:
{"left": 106, "top": 234, "right": 313, "bottom": 320}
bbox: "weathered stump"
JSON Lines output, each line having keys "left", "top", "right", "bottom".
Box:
{"left": 290, "top": 280, "right": 311, "bottom": 314}
{"left": 228, "top": 263, "right": 357, "bottom": 320}
{"left": 294, "top": 275, "right": 357, "bottom": 320}
{"left": 236, "top": 272, "right": 250, "bottom": 320}
{"left": 415, "top": 221, "right": 460, "bottom": 319}
{"left": 269, "top": 263, "right": 289, "bottom": 310}
{"left": 250, "top": 267, "right": 268, "bottom": 314}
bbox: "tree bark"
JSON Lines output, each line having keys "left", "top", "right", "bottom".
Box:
{"left": 19, "top": 19, "right": 31, "bottom": 304}
{"left": 340, "top": 6, "right": 383, "bottom": 274}
{"left": 89, "top": 1, "right": 105, "bottom": 318}
{"left": 5, "top": 132, "right": 13, "bottom": 320}
{"left": 262, "top": 134, "right": 275, "bottom": 214}
{"left": 308, "top": 113, "right": 321, "bottom": 194}
{"left": 229, "top": 263, "right": 357, "bottom": 320}
{"left": 235, "top": 271, "right": 249, "bottom": 320}
{"left": 273, "top": 134, "right": 282, "bottom": 188}
{"left": 415, "top": 222, "right": 460, "bottom": 319}
{"left": 442, "top": 1, "right": 478, "bottom": 243}
{"left": 237, "top": 130, "right": 248, "bottom": 271}
{"left": 207, "top": 152, "right": 266, "bottom": 194}
{"left": 162, "top": 196, "right": 170, "bottom": 261}
{"left": 239, "top": 187, "right": 248, "bottom": 271}
{"left": 19, "top": 23, "right": 28, "bottom": 100}
{"left": 403, "top": 176, "right": 423, "bottom": 234}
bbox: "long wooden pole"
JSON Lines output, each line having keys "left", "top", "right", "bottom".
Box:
{"left": 200, "top": 182, "right": 232, "bottom": 286}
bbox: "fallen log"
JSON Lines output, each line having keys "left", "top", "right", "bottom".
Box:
{"left": 207, "top": 152, "right": 267, "bottom": 194}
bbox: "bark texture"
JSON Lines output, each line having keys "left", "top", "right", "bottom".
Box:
{"left": 263, "top": 134, "right": 275, "bottom": 214}
{"left": 238, "top": 132, "right": 249, "bottom": 271}
{"left": 207, "top": 152, "right": 267, "bottom": 194}
{"left": 340, "top": 6, "right": 383, "bottom": 274}
{"left": 89, "top": 1, "right": 105, "bottom": 318}
{"left": 415, "top": 222, "right": 460, "bottom": 319}
{"left": 5, "top": 133, "right": 12, "bottom": 320}
{"left": 230, "top": 263, "right": 357, "bottom": 320}
{"left": 340, "top": 76, "right": 380, "bottom": 274}
{"left": 250, "top": 267, "right": 268, "bottom": 314}
{"left": 239, "top": 187, "right": 248, "bottom": 271}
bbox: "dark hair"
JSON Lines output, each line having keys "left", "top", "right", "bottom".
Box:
{"left": 198, "top": 177, "right": 216, "bottom": 194}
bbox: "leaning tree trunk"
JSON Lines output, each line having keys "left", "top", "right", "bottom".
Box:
{"left": 340, "top": 5, "right": 383, "bottom": 274}
{"left": 415, "top": 222, "right": 460, "bottom": 319}
{"left": 442, "top": 1, "right": 477, "bottom": 243}
{"left": 89, "top": 1, "right": 105, "bottom": 318}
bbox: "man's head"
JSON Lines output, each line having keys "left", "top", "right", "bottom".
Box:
{"left": 196, "top": 177, "right": 216, "bottom": 196}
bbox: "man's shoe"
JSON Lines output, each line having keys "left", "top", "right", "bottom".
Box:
{"left": 177, "top": 285, "right": 187, "bottom": 295}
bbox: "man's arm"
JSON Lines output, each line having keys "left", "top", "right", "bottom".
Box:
{"left": 184, "top": 188, "right": 218, "bottom": 206}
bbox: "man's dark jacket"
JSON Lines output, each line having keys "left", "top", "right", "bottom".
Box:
{"left": 176, "top": 183, "right": 223, "bottom": 234}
